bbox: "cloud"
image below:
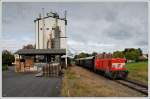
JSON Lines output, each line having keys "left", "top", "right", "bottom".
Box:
{"left": 136, "top": 40, "right": 148, "bottom": 46}
{"left": 1, "top": 37, "right": 35, "bottom": 52}
{"left": 105, "top": 22, "right": 134, "bottom": 40}
{"left": 2, "top": 2, "right": 148, "bottom": 54}
{"left": 68, "top": 39, "right": 117, "bottom": 54}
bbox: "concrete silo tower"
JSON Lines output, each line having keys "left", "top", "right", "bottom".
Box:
{"left": 34, "top": 10, "right": 67, "bottom": 50}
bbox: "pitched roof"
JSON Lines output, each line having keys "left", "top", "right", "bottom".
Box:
{"left": 15, "top": 49, "right": 66, "bottom": 55}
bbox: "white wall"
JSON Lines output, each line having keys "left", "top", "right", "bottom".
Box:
{"left": 44, "top": 17, "right": 55, "bottom": 49}
{"left": 58, "top": 19, "right": 66, "bottom": 49}
{"left": 35, "top": 20, "right": 39, "bottom": 49}
{"left": 38, "top": 19, "right": 44, "bottom": 49}
{"left": 35, "top": 17, "right": 67, "bottom": 49}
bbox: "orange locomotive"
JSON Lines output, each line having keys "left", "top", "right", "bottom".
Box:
{"left": 75, "top": 53, "right": 128, "bottom": 79}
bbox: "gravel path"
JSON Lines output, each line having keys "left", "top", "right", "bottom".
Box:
{"left": 2, "top": 66, "right": 62, "bottom": 97}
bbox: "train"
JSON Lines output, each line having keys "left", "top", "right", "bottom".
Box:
{"left": 75, "top": 53, "right": 128, "bottom": 79}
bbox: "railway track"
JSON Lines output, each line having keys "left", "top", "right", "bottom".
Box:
{"left": 116, "top": 79, "right": 148, "bottom": 95}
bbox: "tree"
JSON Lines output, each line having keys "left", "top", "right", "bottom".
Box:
{"left": 74, "top": 52, "right": 90, "bottom": 59}
{"left": 2, "top": 50, "right": 15, "bottom": 66}
{"left": 74, "top": 55, "right": 79, "bottom": 59}
{"left": 23, "top": 44, "right": 35, "bottom": 49}
{"left": 124, "top": 49, "right": 141, "bottom": 62}
{"left": 138, "top": 48, "right": 143, "bottom": 56}
{"left": 113, "top": 51, "right": 124, "bottom": 58}
{"left": 78, "top": 52, "right": 89, "bottom": 58}
{"left": 91, "top": 52, "right": 98, "bottom": 56}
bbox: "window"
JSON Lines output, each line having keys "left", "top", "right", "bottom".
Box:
{"left": 46, "top": 28, "right": 49, "bottom": 30}
{"left": 40, "top": 28, "right": 42, "bottom": 30}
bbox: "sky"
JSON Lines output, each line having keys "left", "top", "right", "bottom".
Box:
{"left": 2, "top": 2, "right": 148, "bottom": 55}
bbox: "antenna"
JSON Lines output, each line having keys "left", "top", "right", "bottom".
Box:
{"left": 39, "top": 13, "right": 41, "bottom": 18}
{"left": 42, "top": 8, "right": 45, "bottom": 18}
{"left": 64, "top": 10, "right": 67, "bottom": 19}
{"left": 42, "top": 8, "right": 45, "bottom": 49}
{"left": 64, "top": 10, "right": 67, "bottom": 25}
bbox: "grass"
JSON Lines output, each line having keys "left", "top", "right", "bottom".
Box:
{"left": 126, "top": 61, "right": 148, "bottom": 85}
{"left": 61, "top": 67, "right": 81, "bottom": 96}
{"left": 61, "top": 66, "right": 145, "bottom": 97}
{"left": 61, "top": 67, "right": 104, "bottom": 96}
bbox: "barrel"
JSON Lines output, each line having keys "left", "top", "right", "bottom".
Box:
{"left": 42, "top": 63, "right": 61, "bottom": 77}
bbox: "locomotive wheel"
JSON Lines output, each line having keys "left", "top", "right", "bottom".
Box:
{"left": 93, "top": 68, "right": 97, "bottom": 73}
{"left": 104, "top": 71, "right": 111, "bottom": 79}
{"left": 111, "top": 71, "right": 118, "bottom": 80}
{"left": 119, "top": 71, "right": 128, "bottom": 79}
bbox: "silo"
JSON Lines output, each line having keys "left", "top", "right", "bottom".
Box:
{"left": 53, "top": 26, "right": 60, "bottom": 49}
{"left": 34, "top": 11, "right": 67, "bottom": 50}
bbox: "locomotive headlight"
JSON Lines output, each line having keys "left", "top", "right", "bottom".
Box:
{"left": 122, "top": 63, "right": 125, "bottom": 67}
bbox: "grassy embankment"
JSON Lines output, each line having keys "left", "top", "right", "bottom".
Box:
{"left": 126, "top": 61, "right": 148, "bottom": 85}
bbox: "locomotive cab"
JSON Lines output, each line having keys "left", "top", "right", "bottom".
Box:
{"left": 110, "top": 58, "right": 128, "bottom": 79}
{"left": 111, "top": 58, "right": 126, "bottom": 71}
{"left": 95, "top": 54, "right": 128, "bottom": 79}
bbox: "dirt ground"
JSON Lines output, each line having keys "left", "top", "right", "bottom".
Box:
{"left": 61, "top": 65, "right": 146, "bottom": 97}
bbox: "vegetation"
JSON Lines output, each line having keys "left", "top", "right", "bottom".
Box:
{"left": 113, "top": 48, "right": 146, "bottom": 62}
{"left": 74, "top": 52, "right": 98, "bottom": 59}
{"left": 2, "top": 64, "right": 8, "bottom": 71}
{"left": 23, "top": 44, "right": 35, "bottom": 49}
{"left": 124, "top": 48, "right": 141, "bottom": 62}
{"left": 91, "top": 52, "right": 98, "bottom": 56}
{"left": 74, "top": 52, "right": 90, "bottom": 59}
{"left": 126, "top": 61, "right": 148, "bottom": 85}
{"left": 2, "top": 50, "right": 15, "bottom": 71}
{"left": 61, "top": 66, "right": 145, "bottom": 96}
{"left": 74, "top": 48, "right": 146, "bottom": 62}
{"left": 113, "top": 51, "right": 124, "bottom": 58}
{"left": 2, "top": 50, "right": 15, "bottom": 65}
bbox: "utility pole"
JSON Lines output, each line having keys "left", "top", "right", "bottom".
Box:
{"left": 64, "top": 10, "right": 67, "bottom": 68}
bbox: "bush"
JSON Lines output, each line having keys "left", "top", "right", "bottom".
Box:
{"left": 2, "top": 50, "right": 15, "bottom": 66}
{"left": 113, "top": 51, "right": 124, "bottom": 58}
{"left": 2, "top": 64, "right": 8, "bottom": 71}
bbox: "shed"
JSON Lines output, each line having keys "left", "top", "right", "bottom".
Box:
{"left": 15, "top": 49, "right": 66, "bottom": 72}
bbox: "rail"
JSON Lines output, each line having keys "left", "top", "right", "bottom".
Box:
{"left": 115, "top": 79, "right": 148, "bottom": 95}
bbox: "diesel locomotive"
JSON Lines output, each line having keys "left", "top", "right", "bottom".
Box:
{"left": 75, "top": 53, "right": 128, "bottom": 79}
